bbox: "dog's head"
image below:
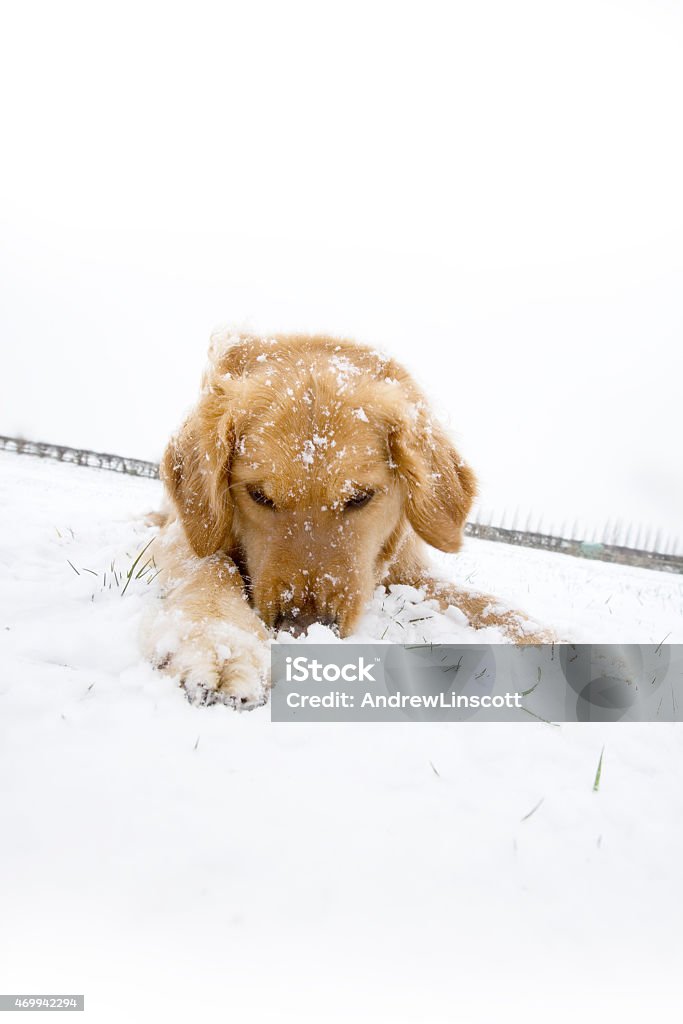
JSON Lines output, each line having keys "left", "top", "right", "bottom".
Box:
{"left": 162, "top": 333, "right": 476, "bottom": 636}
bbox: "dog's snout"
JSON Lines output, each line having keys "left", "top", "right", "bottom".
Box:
{"left": 274, "top": 612, "right": 338, "bottom": 637}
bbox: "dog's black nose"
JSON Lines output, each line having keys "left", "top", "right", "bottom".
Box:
{"left": 274, "top": 613, "right": 337, "bottom": 637}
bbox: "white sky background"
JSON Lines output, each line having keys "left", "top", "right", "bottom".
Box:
{"left": 1, "top": 0, "right": 681, "bottom": 547}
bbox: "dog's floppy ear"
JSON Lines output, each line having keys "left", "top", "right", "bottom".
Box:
{"left": 161, "top": 332, "right": 263, "bottom": 556}
{"left": 161, "top": 401, "right": 236, "bottom": 558}
{"left": 388, "top": 395, "right": 477, "bottom": 553}
{"left": 162, "top": 332, "right": 274, "bottom": 556}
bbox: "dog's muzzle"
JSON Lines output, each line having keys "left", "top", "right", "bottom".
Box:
{"left": 273, "top": 611, "right": 338, "bottom": 637}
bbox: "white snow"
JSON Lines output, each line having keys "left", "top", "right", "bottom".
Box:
{"left": 295, "top": 434, "right": 332, "bottom": 467}
{"left": 1, "top": 451, "right": 682, "bottom": 1022}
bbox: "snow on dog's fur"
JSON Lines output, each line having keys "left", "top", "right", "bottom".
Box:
{"left": 144, "top": 331, "right": 552, "bottom": 706}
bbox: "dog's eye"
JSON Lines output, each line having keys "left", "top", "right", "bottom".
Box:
{"left": 248, "top": 487, "right": 276, "bottom": 509}
{"left": 344, "top": 490, "right": 374, "bottom": 510}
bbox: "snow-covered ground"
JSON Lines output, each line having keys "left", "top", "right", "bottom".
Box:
{"left": 1, "top": 451, "right": 682, "bottom": 1022}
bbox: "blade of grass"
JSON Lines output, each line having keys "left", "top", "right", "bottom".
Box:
{"left": 135, "top": 558, "right": 154, "bottom": 580}
{"left": 593, "top": 747, "right": 605, "bottom": 792}
{"left": 121, "top": 538, "right": 154, "bottom": 596}
{"left": 521, "top": 797, "right": 544, "bottom": 822}
{"left": 655, "top": 633, "right": 671, "bottom": 655}
{"left": 520, "top": 706, "right": 560, "bottom": 727}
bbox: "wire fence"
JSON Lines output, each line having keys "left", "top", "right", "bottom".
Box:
{"left": 0, "top": 434, "right": 159, "bottom": 478}
{"left": 2, "top": 433, "right": 681, "bottom": 575}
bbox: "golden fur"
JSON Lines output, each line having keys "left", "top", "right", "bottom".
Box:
{"left": 144, "top": 331, "right": 552, "bottom": 706}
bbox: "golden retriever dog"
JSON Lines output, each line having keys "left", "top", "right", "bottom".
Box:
{"left": 144, "top": 330, "right": 551, "bottom": 706}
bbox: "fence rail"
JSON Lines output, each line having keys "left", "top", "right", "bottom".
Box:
{"left": 0, "top": 434, "right": 159, "bottom": 478}
{"left": 2, "top": 433, "right": 681, "bottom": 574}
{"left": 464, "top": 521, "right": 683, "bottom": 574}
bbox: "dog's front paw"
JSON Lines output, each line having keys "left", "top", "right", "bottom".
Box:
{"left": 151, "top": 614, "right": 270, "bottom": 709}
